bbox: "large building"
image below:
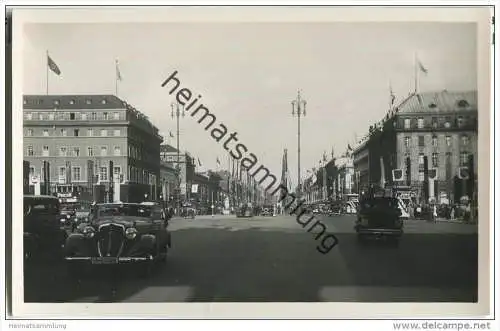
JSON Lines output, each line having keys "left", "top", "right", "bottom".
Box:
{"left": 159, "top": 160, "right": 178, "bottom": 205}
{"left": 159, "top": 144, "right": 196, "bottom": 201}
{"left": 352, "top": 90, "right": 478, "bottom": 204}
{"left": 335, "top": 155, "right": 355, "bottom": 198}
{"left": 23, "top": 94, "right": 163, "bottom": 202}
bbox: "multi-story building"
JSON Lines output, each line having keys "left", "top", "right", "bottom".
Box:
{"left": 159, "top": 161, "right": 178, "bottom": 205}
{"left": 23, "top": 94, "right": 162, "bottom": 202}
{"left": 335, "top": 155, "right": 355, "bottom": 198}
{"left": 352, "top": 90, "right": 478, "bottom": 204}
{"left": 303, "top": 157, "right": 338, "bottom": 204}
{"left": 352, "top": 139, "right": 369, "bottom": 194}
{"left": 160, "top": 144, "right": 195, "bottom": 201}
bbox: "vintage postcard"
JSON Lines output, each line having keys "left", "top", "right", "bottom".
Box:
{"left": 8, "top": 5, "right": 493, "bottom": 319}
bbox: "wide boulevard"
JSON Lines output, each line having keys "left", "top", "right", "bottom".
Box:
{"left": 24, "top": 214, "right": 478, "bottom": 303}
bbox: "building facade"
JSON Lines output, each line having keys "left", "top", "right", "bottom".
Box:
{"left": 23, "top": 95, "right": 162, "bottom": 203}
{"left": 160, "top": 144, "right": 196, "bottom": 201}
{"left": 335, "top": 155, "right": 355, "bottom": 198}
{"left": 159, "top": 161, "right": 178, "bottom": 205}
{"left": 352, "top": 90, "right": 478, "bottom": 204}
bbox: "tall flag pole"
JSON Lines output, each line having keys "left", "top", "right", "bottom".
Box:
{"left": 46, "top": 50, "right": 49, "bottom": 95}
{"left": 47, "top": 51, "right": 62, "bottom": 95}
{"left": 389, "top": 80, "right": 396, "bottom": 111}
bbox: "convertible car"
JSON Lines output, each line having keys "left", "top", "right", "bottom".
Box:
{"left": 354, "top": 196, "right": 404, "bottom": 246}
{"left": 64, "top": 202, "right": 172, "bottom": 276}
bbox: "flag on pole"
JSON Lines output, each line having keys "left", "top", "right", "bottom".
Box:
{"left": 216, "top": 157, "right": 220, "bottom": 165}
{"left": 47, "top": 54, "right": 61, "bottom": 75}
{"left": 331, "top": 148, "right": 335, "bottom": 158}
{"left": 198, "top": 158, "right": 202, "bottom": 166}
{"left": 323, "top": 151, "right": 327, "bottom": 162}
{"left": 418, "top": 59, "right": 428, "bottom": 75}
{"left": 116, "top": 59, "right": 122, "bottom": 81}
{"left": 169, "top": 131, "right": 174, "bottom": 138}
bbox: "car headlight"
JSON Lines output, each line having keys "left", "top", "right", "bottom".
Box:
{"left": 125, "top": 227, "right": 138, "bottom": 240}
{"left": 82, "top": 226, "right": 95, "bottom": 238}
{"left": 66, "top": 214, "right": 71, "bottom": 219}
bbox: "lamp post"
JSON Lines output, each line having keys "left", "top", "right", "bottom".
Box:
{"left": 171, "top": 102, "right": 185, "bottom": 216}
{"left": 291, "top": 90, "right": 307, "bottom": 201}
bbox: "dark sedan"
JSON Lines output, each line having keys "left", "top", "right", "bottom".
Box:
{"left": 64, "top": 202, "right": 172, "bottom": 276}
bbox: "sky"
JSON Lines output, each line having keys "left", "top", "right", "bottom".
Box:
{"left": 23, "top": 22, "right": 477, "bottom": 186}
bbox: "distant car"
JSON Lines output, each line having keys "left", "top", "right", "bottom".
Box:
{"left": 355, "top": 196, "right": 404, "bottom": 246}
{"left": 237, "top": 203, "right": 254, "bottom": 218}
{"left": 24, "top": 195, "right": 68, "bottom": 262}
{"left": 64, "top": 202, "right": 172, "bottom": 277}
{"left": 261, "top": 205, "right": 275, "bottom": 217}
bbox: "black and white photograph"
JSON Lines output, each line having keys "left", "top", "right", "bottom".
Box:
{"left": 7, "top": 5, "right": 493, "bottom": 321}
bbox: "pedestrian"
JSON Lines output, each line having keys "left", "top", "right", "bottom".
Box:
{"left": 433, "top": 204, "right": 437, "bottom": 223}
{"left": 450, "top": 205, "right": 455, "bottom": 220}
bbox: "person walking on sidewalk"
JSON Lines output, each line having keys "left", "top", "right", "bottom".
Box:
{"left": 450, "top": 205, "right": 455, "bottom": 220}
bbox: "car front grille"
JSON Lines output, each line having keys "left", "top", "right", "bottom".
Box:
{"left": 97, "top": 223, "right": 125, "bottom": 257}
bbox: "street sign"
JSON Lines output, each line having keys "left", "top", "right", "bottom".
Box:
{"left": 392, "top": 169, "right": 403, "bottom": 181}
{"left": 31, "top": 175, "right": 39, "bottom": 184}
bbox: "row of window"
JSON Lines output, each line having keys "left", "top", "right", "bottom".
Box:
{"left": 402, "top": 116, "right": 474, "bottom": 130}
{"left": 29, "top": 164, "right": 157, "bottom": 185}
{"left": 25, "top": 128, "right": 122, "bottom": 137}
{"left": 408, "top": 151, "right": 470, "bottom": 168}
{"left": 404, "top": 134, "right": 471, "bottom": 148}
{"left": 29, "top": 165, "right": 122, "bottom": 182}
{"left": 24, "top": 98, "right": 109, "bottom": 106}
{"left": 24, "top": 111, "right": 122, "bottom": 121}
{"left": 26, "top": 145, "right": 122, "bottom": 157}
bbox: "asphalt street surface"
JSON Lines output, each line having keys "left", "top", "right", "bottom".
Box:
{"left": 24, "top": 214, "right": 478, "bottom": 302}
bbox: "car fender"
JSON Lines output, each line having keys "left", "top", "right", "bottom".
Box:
{"left": 64, "top": 233, "right": 88, "bottom": 255}
{"left": 139, "top": 234, "right": 156, "bottom": 247}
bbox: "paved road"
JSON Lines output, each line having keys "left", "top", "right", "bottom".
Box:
{"left": 24, "top": 214, "right": 478, "bottom": 302}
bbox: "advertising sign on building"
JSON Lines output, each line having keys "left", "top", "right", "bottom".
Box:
{"left": 191, "top": 184, "right": 199, "bottom": 193}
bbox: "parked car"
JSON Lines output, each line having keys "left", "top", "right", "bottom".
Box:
{"left": 64, "top": 202, "right": 172, "bottom": 277}
{"left": 355, "top": 196, "right": 404, "bottom": 246}
{"left": 24, "top": 195, "right": 68, "bottom": 262}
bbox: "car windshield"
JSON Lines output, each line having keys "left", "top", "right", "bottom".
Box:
{"left": 361, "top": 197, "right": 399, "bottom": 210}
{"left": 97, "top": 204, "right": 153, "bottom": 217}
{"left": 24, "top": 198, "right": 60, "bottom": 215}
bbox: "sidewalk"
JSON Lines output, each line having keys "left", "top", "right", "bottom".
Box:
{"left": 170, "top": 214, "right": 236, "bottom": 221}
{"left": 409, "top": 217, "right": 476, "bottom": 225}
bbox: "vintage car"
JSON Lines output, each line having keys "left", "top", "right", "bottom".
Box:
{"left": 181, "top": 202, "right": 196, "bottom": 219}
{"left": 24, "top": 195, "right": 68, "bottom": 262}
{"left": 64, "top": 202, "right": 172, "bottom": 276}
{"left": 354, "top": 196, "right": 404, "bottom": 246}
{"left": 236, "top": 203, "right": 254, "bottom": 218}
{"left": 260, "top": 205, "right": 275, "bottom": 217}
{"left": 59, "top": 204, "right": 77, "bottom": 227}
